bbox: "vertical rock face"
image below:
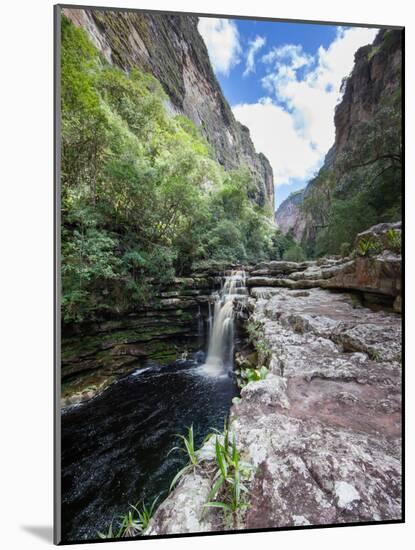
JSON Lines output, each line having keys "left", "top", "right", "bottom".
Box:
{"left": 274, "top": 189, "right": 306, "bottom": 241}
{"left": 334, "top": 30, "right": 402, "bottom": 156}
{"left": 275, "top": 29, "right": 402, "bottom": 241}
{"left": 62, "top": 8, "right": 274, "bottom": 209}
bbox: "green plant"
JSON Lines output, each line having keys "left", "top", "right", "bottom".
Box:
{"left": 98, "top": 522, "right": 120, "bottom": 539}
{"left": 119, "top": 509, "right": 142, "bottom": 537}
{"left": 97, "top": 496, "right": 159, "bottom": 539}
{"left": 356, "top": 238, "right": 380, "bottom": 256}
{"left": 246, "top": 319, "right": 272, "bottom": 368}
{"left": 386, "top": 228, "right": 401, "bottom": 252}
{"left": 168, "top": 425, "right": 199, "bottom": 491}
{"left": 204, "top": 421, "right": 252, "bottom": 528}
{"left": 130, "top": 497, "right": 159, "bottom": 532}
{"left": 368, "top": 44, "right": 381, "bottom": 60}
{"left": 283, "top": 243, "right": 306, "bottom": 262}
{"left": 245, "top": 366, "right": 269, "bottom": 383}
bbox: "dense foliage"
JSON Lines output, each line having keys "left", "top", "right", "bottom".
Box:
{"left": 300, "top": 35, "right": 402, "bottom": 258}
{"left": 61, "top": 17, "right": 279, "bottom": 323}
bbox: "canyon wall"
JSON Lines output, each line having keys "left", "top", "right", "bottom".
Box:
{"left": 62, "top": 7, "right": 274, "bottom": 209}
{"left": 275, "top": 29, "right": 402, "bottom": 251}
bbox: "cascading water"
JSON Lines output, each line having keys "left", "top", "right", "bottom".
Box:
{"left": 203, "top": 270, "right": 247, "bottom": 376}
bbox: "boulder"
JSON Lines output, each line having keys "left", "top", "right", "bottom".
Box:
{"left": 355, "top": 221, "right": 402, "bottom": 251}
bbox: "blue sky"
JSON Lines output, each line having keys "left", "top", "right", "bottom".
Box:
{"left": 198, "top": 18, "right": 379, "bottom": 208}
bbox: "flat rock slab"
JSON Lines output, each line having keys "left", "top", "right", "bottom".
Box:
{"left": 234, "top": 288, "right": 401, "bottom": 529}
{"left": 148, "top": 287, "right": 402, "bottom": 534}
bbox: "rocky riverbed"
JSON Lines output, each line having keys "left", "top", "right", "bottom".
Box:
{"left": 148, "top": 286, "right": 401, "bottom": 533}
{"left": 147, "top": 223, "right": 402, "bottom": 533}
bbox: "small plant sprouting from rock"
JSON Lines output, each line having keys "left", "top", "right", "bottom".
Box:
{"left": 386, "top": 228, "right": 401, "bottom": 253}
{"left": 236, "top": 318, "right": 272, "bottom": 387}
{"left": 244, "top": 366, "right": 269, "bottom": 384}
{"left": 168, "top": 424, "right": 199, "bottom": 491}
{"left": 246, "top": 319, "right": 272, "bottom": 365}
{"left": 97, "top": 497, "right": 159, "bottom": 539}
{"left": 204, "top": 421, "right": 253, "bottom": 528}
{"left": 368, "top": 349, "right": 383, "bottom": 362}
{"left": 356, "top": 238, "right": 381, "bottom": 257}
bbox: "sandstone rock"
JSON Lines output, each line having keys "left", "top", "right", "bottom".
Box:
{"left": 234, "top": 287, "right": 402, "bottom": 528}
{"left": 248, "top": 244, "right": 401, "bottom": 306}
{"left": 251, "top": 260, "right": 309, "bottom": 276}
{"left": 321, "top": 252, "right": 401, "bottom": 297}
{"left": 355, "top": 221, "right": 401, "bottom": 249}
{"left": 149, "top": 287, "right": 401, "bottom": 532}
{"left": 146, "top": 471, "right": 214, "bottom": 535}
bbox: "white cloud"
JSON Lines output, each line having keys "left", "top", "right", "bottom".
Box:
{"left": 233, "top": 98, "right": 322, "bottom": 186}
{"left": 233, "top": 26, "right": 378, "bottom": 189}
{"left": 262, "top": 43, "right": 313, "bottom": 70}
{"left": 198, "top": 18, "right": 241, "bottom": 75}
{"left": 243, "top": 36, "right": 266, "bottom": 77}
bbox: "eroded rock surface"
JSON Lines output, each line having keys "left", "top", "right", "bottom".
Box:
{"left": 148, "top": 287, "right": 401, "bottom": 534}
{"left": 235, "top": 288, "right": 401, "bottom": 528}
{"left": 61, "top": 275, "right": 221, "bottom": 407}
{"left": 247, "top": 236, "right": 402, "bottom": 308}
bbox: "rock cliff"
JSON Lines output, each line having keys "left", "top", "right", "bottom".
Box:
{"left": 273, "top": 189, "right": 306, "bottom": 241}
{"left": 149, "top": 289, "right": 401, "bottom": 533}
{"left": 62, "top": 7, "right": 274, "bottom": 208}
{"left": 61, "top": 273, "right": 222, "bottom": 407}
{"left": 275, "top": 29, "right": 402, "bottom": 248}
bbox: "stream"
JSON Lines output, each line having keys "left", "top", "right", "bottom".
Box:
{"left": 61, "top": 271, "right": 245, "bottom": 542}
{"left": 61, "top": 358, "right": 238, "bottom": 541}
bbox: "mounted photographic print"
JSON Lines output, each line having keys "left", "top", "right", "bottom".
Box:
{"left": 54, "top": 3, "right": 404, "bottom": 544}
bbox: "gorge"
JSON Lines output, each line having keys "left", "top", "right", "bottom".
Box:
{"left": 58, "top": 7, "right": 402, "bottom": 544}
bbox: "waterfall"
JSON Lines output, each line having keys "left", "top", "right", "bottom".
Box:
{"left": 202, "top": 270, "right": 247, "bottom": 376}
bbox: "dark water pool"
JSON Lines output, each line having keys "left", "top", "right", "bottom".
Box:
{"left": 61, "top": 357, "right": 238, "bottom": 542}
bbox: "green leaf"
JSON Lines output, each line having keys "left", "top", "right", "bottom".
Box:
{"left": 208, "top": 475, "right": 225, "bottom": 502}
{"left": 169, "top": 463, "right": 192, "bottom": 491}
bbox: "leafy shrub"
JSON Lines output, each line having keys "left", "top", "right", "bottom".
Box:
{"left": 244, "top": 366, "right": 268, "bottom": 383}
{"left": 386, "top": 228, "right": 401, "bottom": 252}
{"left": 61, "top": 16, "right": 278, "bottom": 323}
{"left": 204, "top": 421, "right": 253, "bottom": 528}
{"left": 356, "top": 238, "right": 381, "bottom": 256}
{"left": 168, "top": 425, "right": 199, "bottom": 491}
{"left": 98, "top": 497, "right": 159, "bottom": 539}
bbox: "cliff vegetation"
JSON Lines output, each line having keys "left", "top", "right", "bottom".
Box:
{"left": 61, "top": 17, "right": 284, "bottom": 324}
{"left": 276, "top": 30, "right": 402, "bottom": 258}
